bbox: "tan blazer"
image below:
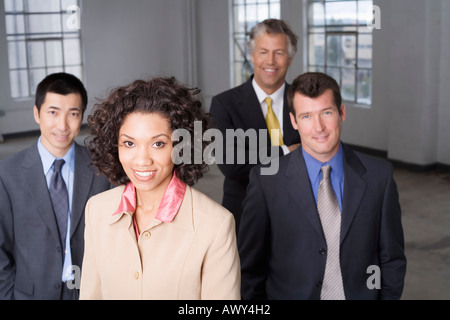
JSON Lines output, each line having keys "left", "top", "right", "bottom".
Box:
{"left": 80, "top": 185, "right": 241, "bottom": 300}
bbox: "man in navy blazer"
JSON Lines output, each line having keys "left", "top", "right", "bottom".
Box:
{"left": 0, "top": 73, "right": 111, "bottom": 299}
{"left": 238, "top": 72, "right": 407, "bottom": 300}
{"left": 210, "top": 19, "right": 301, "bottom": 228}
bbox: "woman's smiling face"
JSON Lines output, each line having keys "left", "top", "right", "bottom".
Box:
{"left": 118, "top": 112, "right": 174, "bottom": 194}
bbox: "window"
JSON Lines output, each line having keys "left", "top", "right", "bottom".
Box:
{"left": 231, "top": 0, "right": 280, "bottom": 87}
{"left": 307, "top": 0, "right": 373, "bottom": 105}
{"left": 4, "top": 0, "right": 83, "bottom": 98}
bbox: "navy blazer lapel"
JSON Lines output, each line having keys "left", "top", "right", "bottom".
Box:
{"left": 71, "top": 143, "right": 94, "bottom": 237}
{"left": 22, "top": 144, "right": 60, "bottom": 241}
{"left": 341, "top": 146, "right": 367, "bottom": 243}
{"left": 285, "top": 149, "right": 325, "bottom": 240}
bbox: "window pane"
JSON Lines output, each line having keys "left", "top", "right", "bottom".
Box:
{"left": 4, "top": 0, "right": 23, "bottom": 12}
{"left": 61, "top": 0, "right": 79, "bottom": 9}
{"left": 63, "top": 39, "right": 81, "bottom": 65}
{"left": 326, "top": 35, "right": 340, "bottom": 66}
{"left": 46, "top": 41, "right": 63, "bottom": 67}
{"left": 29, "top": 68, "right": 47, "bottom": 94}
{"left": 358, "top": 0, "right": 374, "bottom": 26}
{"left": 309, "top": 33, "right": 325, "bottom": 66}
{"left": 5, "top": 14, "right": 25, "bottom": 34}
{"left": 326, "top": 67, "right": 341, "bottom": 88}
{"left": 325, "top": 1, "right": 357, "bottom": 26}
{"left": 26, "top": 14, "right": 62, "bottom": 34}
{"left": 269, "top": 3, "right": 280, "bottom": 18}
{"left": 342, "top": 34, "right": 356, "bottom": 67}
{"left": 257, "top": 5, "right": 269, "bottom": 21}
{"left": 10, "top": 70, "right": 29, "bottom": 98}
{"left": 341, "top": 68, "right": 356, "bottom": 101}
{"left": 65, "top": 66, "right": 82, "bottom": 81}
{"left": 25, "top": 0, "right": 60, "bottom": 12}
{"left": 308, "top": 2, "right": 325, "bottom": 26}
{"left": 357, "top": 69, "right": 372, "bottom": 104}
{"left": 28, "top": 42, "right": 46, "bottom": 68}
{"left": 358, "top": 34, "right": 372, "bottom": 68}
{"left": 8, "top": 41, "right": 27, "bottom": 69}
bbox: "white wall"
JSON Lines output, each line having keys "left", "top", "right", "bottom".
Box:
{"left": 82, "top": 0, "right": 197, "bottom": 115}
{"left": 437, "top": 0, "right": 450, "bottom": 165}
{"left": 339, "top": 0, "right": 450, "bottom": 167}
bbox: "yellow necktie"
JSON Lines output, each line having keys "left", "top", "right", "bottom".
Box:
{"left": 265, "top": 97, "right": 284, "bottom": 146}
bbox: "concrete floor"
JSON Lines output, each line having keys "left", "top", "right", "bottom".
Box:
{"left": 1, "top": 130, "right": 449, "bottom": 300}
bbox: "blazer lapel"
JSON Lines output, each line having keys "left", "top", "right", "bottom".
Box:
{"left": 340, "top": 146, "right": 367, "bottom": 243}
{"left": 281, "top": 83, "right": 295, "bottom": 144}
{"left": 71, "top": 144, "right": 94, "bottom": 237}
{"left": 22, "top": 144, "right": 60, "bottom": 241}
{"left": 285, "top": 149, "right": 325, "bottom": 240}
{"left": 238, "top": 76, "right": 267, "bottom": 132}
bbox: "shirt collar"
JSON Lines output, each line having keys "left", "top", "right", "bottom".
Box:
{"left": 252, "top": 78, "right": 285, "bottom": 105}
{"left": 302, "top": 142, "right": 345, "bottom": 183}
{"left": 113, "top": 173, "right": 187, "bottom": 223}
{"left": 37, "top": 137, "right": 75, "bottom": 174}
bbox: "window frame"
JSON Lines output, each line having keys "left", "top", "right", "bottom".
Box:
{"left": 230, "top": 0, "right": 281, "bottom": 87}
{"left": 4, "top": 0, "right": 83, "bottom": 99}
{"left": 306, "top": 0, "right": 373, "bottom": 107}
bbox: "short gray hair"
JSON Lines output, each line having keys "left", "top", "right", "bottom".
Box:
{"left": 247, "top": 19, "right": 298, "bottom": 59}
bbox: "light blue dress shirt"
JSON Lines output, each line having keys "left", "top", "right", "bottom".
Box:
{"left": 37, "top": 138, "right": 75, "bottom": 282}
{"left": 302, "top": 143, "right": 345, "bottom": 212}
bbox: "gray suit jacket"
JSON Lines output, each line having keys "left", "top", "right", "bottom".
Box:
{"left": 238, "top": 144, "right": 407, "bottom": 299}
{"left": 0, "top": 142, "right": 111, "bottom": 299}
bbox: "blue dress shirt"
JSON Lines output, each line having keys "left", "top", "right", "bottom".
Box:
{"left": 37, "top": 138, "right": 75, "bottom": 282}
{"left": 302, "top": 143, "right": 345, "bottom": 212}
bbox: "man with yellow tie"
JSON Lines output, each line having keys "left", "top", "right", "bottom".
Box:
{"left": 210, "top": 19, "right": 301, "bottom": 229}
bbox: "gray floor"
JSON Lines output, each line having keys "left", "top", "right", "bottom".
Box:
{"left": 1, "top": 129, "right": 449, "bottom": 300}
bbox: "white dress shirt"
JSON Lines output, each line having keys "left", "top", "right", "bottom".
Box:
{"left": 252, "top": 79, "right": 290, "bottom": 155}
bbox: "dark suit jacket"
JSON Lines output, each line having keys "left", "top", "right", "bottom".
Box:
{"left": 0, "top": 142, "right": 111, "bottom": 299}
{"left": 238, "top": 144, "right": 407, "bottom": 300}
{"left": 210, "top": 76, "right": 300, "bottom": 227}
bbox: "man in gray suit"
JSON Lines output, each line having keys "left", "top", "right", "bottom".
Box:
{"left": 0, "top": 73, "right": 111, "bottom": 299}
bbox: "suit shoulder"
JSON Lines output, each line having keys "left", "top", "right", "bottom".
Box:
{"left": 354, "top": 150, "right": 393, "bottom": 169}
{"left": 0, "top": 145, "right": 34, "bottom": 171}
{"left": 211, "top": 81, "right": 248, "bottom": 103}
{"left": 249, "top": 149, "right": 295, "bottom": 179}
{"left": 346, "top": 147, "right": 394, "bottom": 178}
{"left": 190, "top": 187, "right": 233, "bottom": 222}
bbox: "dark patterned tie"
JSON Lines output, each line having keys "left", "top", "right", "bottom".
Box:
{"left": 317, "top": 165, "right": 345, "bottom": 300}
{"left": 49, "top": 159, "right": 69, "bottom": 248}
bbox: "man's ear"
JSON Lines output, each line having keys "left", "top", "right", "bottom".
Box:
{"left": 340, "top": 104, "right": 346, "bottom": 122}
{"left": 290, "top": 112, "right": 298, "bottom": 130}
{"left": 33, "top": 105, "right": 40, "bottom": 125}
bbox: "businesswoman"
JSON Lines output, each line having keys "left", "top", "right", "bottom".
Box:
{"left": 79, "top": 77, "right": 240, "bottom": 299}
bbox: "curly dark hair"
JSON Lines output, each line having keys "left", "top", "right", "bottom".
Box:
{"left": 87, "top": 77, "right": 210, "bottom": 186}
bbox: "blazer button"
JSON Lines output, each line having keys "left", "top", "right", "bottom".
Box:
{"left": 315, "top": 281, "right": 323, "bottom": 288}
{"left": 133, "top": 271, "right": 139, "bottom": 280}
{"left": 143, "top": 231, "right": 151, "bottom": 239}
{"left": 319, "top": 248, "right": 327, "bottom": 255}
